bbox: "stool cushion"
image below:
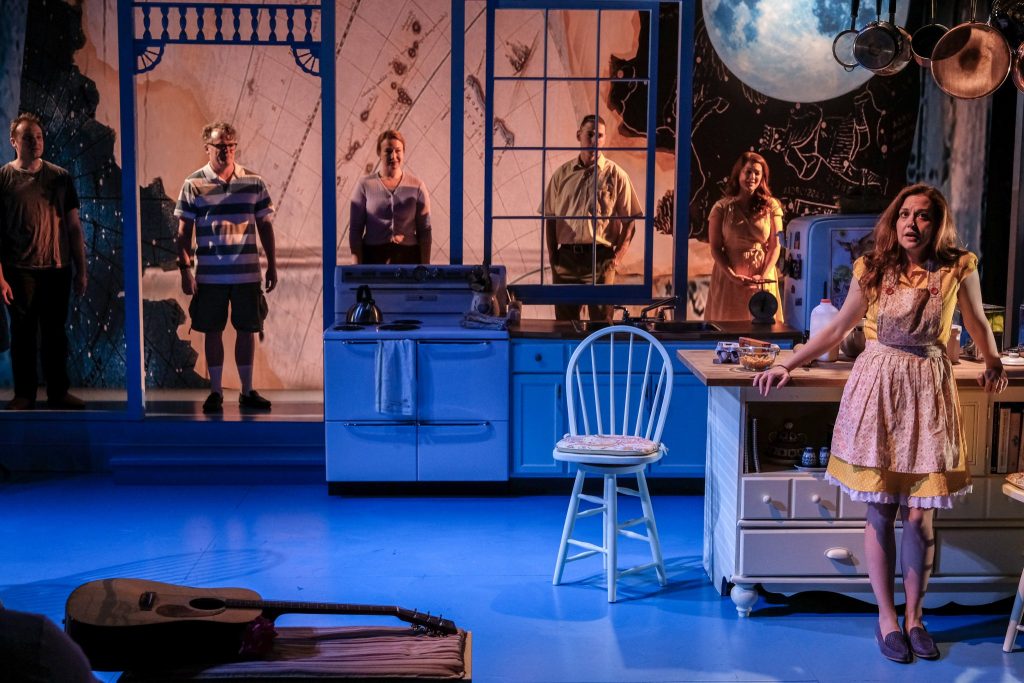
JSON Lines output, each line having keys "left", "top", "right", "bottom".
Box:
{"left": 556, "top": 434, "right": 660, "bottom": 456}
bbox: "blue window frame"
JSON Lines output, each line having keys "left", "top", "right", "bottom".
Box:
{"left": 484, "top": 0, "right": 668, "bottom": 307}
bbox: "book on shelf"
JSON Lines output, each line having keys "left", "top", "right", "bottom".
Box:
{"left": 996, "top": 406, "right": 1011, "bottom": 474}
{"left": 1008, "top": 411, "right": 1022, "bottom": 475}
{"left": 1017, "top": 411, "right": 1024, "bottom": 473}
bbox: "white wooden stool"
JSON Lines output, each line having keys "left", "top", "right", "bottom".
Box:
{"left": 550, "top": 326, "right": 673, "bottom": 602}
{"left": 1002, "top": 481, "right": 1024, "bottom": 653}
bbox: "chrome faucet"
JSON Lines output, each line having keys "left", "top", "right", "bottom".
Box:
{"left": 639, "top": 296, "right": 679, "bottom": 321}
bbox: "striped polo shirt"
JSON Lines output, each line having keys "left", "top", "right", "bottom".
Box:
{"left": 174, "top": 163, "right": 274, "bottom": 284}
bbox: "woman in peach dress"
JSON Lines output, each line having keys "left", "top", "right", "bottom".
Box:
{"left": 704, "top": 152, "right": 784, "bottom": 322}
{"left": 753, "top": 184, "right": 1007, "bottom": 663}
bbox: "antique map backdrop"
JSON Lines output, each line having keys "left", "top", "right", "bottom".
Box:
{"left": 0, "top": 0, "right": 942, "bottom": 391}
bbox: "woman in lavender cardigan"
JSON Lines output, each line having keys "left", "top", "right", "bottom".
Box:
{"left": 349, "top": 129, "right": 432, "bottom": 264}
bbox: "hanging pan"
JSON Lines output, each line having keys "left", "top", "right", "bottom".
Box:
{"left": 911, "top": 0, "right": 949, "bottom": 66}
{"left": 1012, "top": 42, "right": 1024, "bottom": 91}
{"left": 931, "top": 0, "right": 1012, "bottom": 99}
{"left": 833, "top": 0, "right": 862, "bottom": 71}
{"left": 854, "top": 0, "right": 912, "bottom": 75}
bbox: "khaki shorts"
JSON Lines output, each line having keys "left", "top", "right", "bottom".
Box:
{"left": 189, "top": 282, "right": 267, "bottom": 334}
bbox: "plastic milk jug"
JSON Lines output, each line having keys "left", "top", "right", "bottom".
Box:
{"left": 809, "top": 298, "right": 840, "bottom": 362}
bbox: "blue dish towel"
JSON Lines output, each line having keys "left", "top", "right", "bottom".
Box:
{"left": 375, "top": 339, "right": 416, "bottom": 416}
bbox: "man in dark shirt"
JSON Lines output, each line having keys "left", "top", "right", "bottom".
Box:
{"left": 0, "top": 113, "right": 88, "bottom": 410}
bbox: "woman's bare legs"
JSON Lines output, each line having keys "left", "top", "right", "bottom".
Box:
{"left": 900, "top": 505, "right": 935, "bottom": 630}
{"left": 864, "top": 501, "right": 900, "bottom": 634}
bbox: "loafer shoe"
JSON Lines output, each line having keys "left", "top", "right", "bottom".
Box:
{"left": 905, "top": 625, "right": 939, "bottom": 659}
{"left": 6, "top": 396, "right": 35, "bottom": 411}
{"left": 239, "top": 390, "right": 272, "bottom": 411}
{"left": 875, "top": 623, "right": 912, "bottom": 663}
{"left": 46, "top": 392, "right": 86, "bottom": 410}
{"left": 202, "top": 391, "right": 224, "bottom": 414}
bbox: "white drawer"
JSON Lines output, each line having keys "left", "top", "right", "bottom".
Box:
{"left": 325, "top": 422, "right": 417, "bottom": 482}
{"left": 418, "top": 421, "right": 509, "bottom": 481}
{"left": 739, "top": 529, "right": 878, "bottom": 577}
{"left": 935, "top": 527, "right": 1024, "bottom": 576}
{"left": 741, "top": 477, "right": 790, "bottom": 520}
{"left": 792, "top": 478, "right": 839, "bottom": 520}
{"left": 838, "top": 491, "right": 868, "bottom": 519}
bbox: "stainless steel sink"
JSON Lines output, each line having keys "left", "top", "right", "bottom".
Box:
{"left": 570, "top": 319, "right": 723, "bottom": 335}
{"left": 570, "top": 320, "right": 617, "bottom": 333}
{"left": 645, "top": 321, "right": 722, "bottom": 334}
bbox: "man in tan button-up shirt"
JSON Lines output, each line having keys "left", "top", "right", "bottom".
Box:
{"left": 543, "top": 115, "right": 642, "bottom": 321}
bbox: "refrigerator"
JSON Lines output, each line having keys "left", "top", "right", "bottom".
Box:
{"left": 782, "top": 213, "right": 877, "bottom": 335}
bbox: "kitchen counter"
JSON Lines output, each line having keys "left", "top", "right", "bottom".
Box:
{"left": 681, "top": 347, "right": 1024, "bottom": 616}
{"left": 510, "top": 319, "right": 803, "bottom": 343}
{"left": 677, "top": 349, "right": 1024, "bottom": 387}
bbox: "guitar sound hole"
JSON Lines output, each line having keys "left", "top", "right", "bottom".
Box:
{"left": 189, "top": 597, "right": 227, "bottom": 611}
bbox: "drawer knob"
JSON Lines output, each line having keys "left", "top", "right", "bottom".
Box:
{"left": 535, "top": 353, "right": 543, "bottom": 362}
{"left": 761, "top": 495, "right": 772, "bottom": 504}
{"left": 811, "top": 494, "right": 821, "bottom": 504}
{"left": 825, "top": 547, "right": 852, "bottom": 561}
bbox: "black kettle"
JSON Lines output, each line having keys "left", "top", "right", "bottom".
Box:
{"left": 346, "top": 285, "right": 382, "bottom": 324}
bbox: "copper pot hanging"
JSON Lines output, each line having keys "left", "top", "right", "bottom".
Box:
{"left": 1013, "top": 42, "right": 1024, "bottom": 91}
{"left": 930, "top": 0, "right": 1012, "bottom": 99}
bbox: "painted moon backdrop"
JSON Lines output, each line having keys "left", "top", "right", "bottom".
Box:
{"left": 702, "top": 0, "right": 910, "bottom": 103}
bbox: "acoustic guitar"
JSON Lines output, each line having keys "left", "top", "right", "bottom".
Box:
{"left": 65, "top": 578, "right": 458, "bottom": 671}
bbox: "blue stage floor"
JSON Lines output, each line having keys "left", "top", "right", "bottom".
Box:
{"left": 1, "top": 474, "right": 1021, "bottom": 682}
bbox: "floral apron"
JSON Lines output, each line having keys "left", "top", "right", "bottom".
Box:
{"left": 830, "top": 264, "right": 962, "bottom": 474}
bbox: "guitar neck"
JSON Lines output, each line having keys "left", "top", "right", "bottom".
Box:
{"left": 225, "top": 599, "right": 401, "bottom": 618}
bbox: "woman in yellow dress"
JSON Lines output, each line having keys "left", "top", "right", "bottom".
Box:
{"left": 705, "top": 152, "right": 784, "bottom": 322}
{"left": 753, "top": 184, "right": 1007, "bottom": 663}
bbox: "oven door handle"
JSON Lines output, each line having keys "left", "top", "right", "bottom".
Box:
{"left": 418, "top": 421, "right": 491, "bottom": 427}
{"left": 341, "top": 421, "right": 415, "bottom": 426}
{"left": 418, "top": 340, "right": 492, "bottom": 346}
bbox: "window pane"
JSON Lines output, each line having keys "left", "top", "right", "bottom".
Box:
{"left": 493, "top": 78, "right": 544, "bottom": 150}
{"left": 491, "top": 219, "right": 546, "bottom": 286}
{"left": 492, "top": 150, "right": 543, "bottom": 222}
{"left": 599, "top": 10, "right": 647, "bottom": 80}
{"left": 546, "top": 10, "right": 599, "bottom": 79}
{"left": 545, "top": 80, "right": 597, "bottom": 150}
{"left": 494, "top": 9, "right": 545, "bottom": 78}
{"left": 600, "top": 80, "right": 649, "bottom": 148}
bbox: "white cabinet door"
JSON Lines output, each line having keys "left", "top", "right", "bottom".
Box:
{"left": 324, "top": 341, "right": 392, "bottom": 421}
{"left": 325, "top": 422, "right": 416, "bottom": 481}
{"left": 419, "top": 422, "right": 509, "bottom": 481}
{"left": 418, "top": 341, "right": 509, "bottom": 421}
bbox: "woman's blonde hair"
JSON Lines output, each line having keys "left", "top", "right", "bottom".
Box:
{"left": 376, "top": 129, "right": 405, "bottom": 155}
{"left": 859, "top": 183, "right": 967, "bottom": 301}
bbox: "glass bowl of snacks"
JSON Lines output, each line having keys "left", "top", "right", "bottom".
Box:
{"left": 738, "top": 344, "right": 779, "bottom": 372}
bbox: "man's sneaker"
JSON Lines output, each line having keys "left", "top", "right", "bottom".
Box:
{"left": 46, "top": 393, "right": 86, "bottom": 410}
{"left": 6, "top": 396, "right": 35, "bottom": 411}
{"left": 202, "top": 391, "right": 224, "bottom": 414}
{"left": 239, "top": 390, "right": 272, "bottom": 411}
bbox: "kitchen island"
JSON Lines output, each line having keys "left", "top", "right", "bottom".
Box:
{"left": 678, "top": 349, "right": 1024, "bottom": 616}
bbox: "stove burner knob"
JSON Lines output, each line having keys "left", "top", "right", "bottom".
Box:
{"left": 413, "top": 265, "right": 429, "bottom": 282}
